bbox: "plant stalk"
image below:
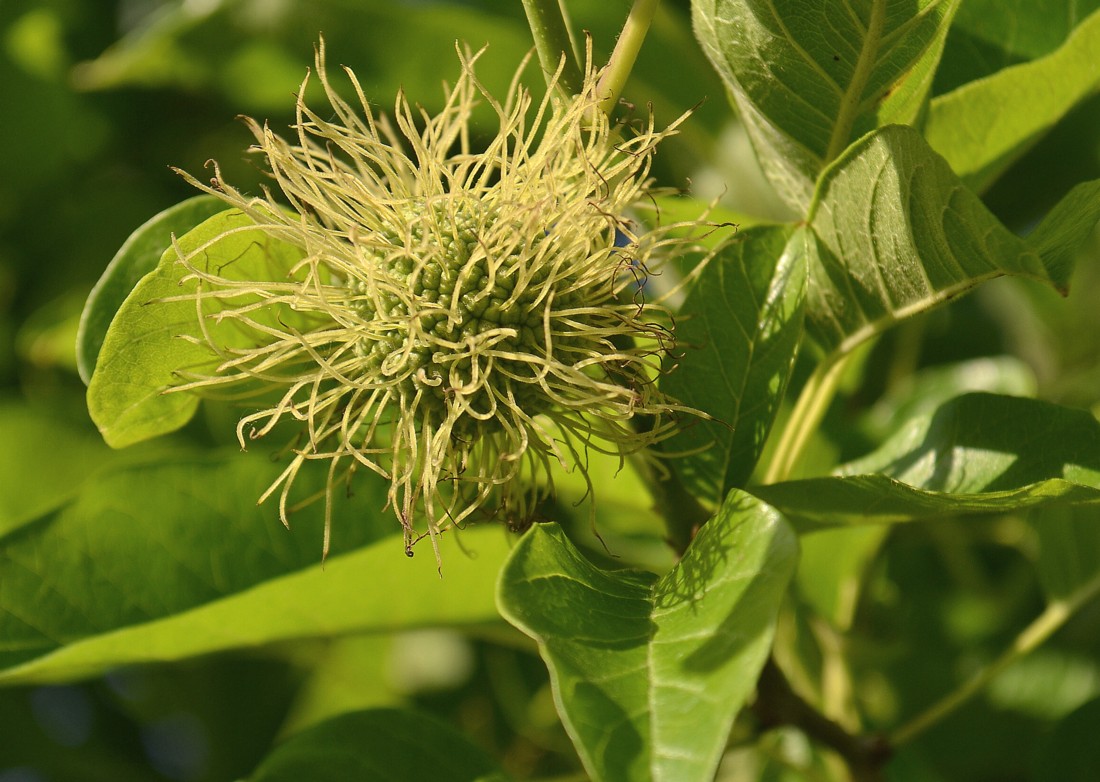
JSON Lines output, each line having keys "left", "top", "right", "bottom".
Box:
{"left": 754, "top": 658, "right": 891, "bottom": 781}
{"left": 521, "top": 0, "right": 584, "bottom": 94}
{"left": 891, "top": 570, "right": 1100, "bottom": 747}
{"left": 763, "top": 351, "right": 854, "bottom": 484}
{"left": 596, "top": 0, "right": 661, "bottom": 114}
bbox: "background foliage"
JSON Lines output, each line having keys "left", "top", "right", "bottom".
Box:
{"left": 3, "top": 1, "right": 1100, "bottom": 780}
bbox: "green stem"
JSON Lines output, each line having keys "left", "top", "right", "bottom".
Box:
{"left": 891, "top": 571, "right": 1100, "bottom": 747}
{"left": 521, "top": 0, "right": 584, "bottom": 93}
{"left": 596, "top": 0, "right": 661, "bottom": 114}
{"left": 763, "top": 352, "right": 854, "bottom": 484}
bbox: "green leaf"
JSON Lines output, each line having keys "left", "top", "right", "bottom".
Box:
{"left": 0, "top": 402, "right": 115, "bottom": 536}
{"left": 245, "top": 708, "right": 510, "bottom": 782}
{"left": 497, "top": 491, "right": 797, "bottom": 782}
{"left": 860, "top": 356, "right": 1037, "bottom": 443}
{"left": 754, "top": 392, "right": 1100, "bottom": 530}
{"left": 692, "top": 0, "right": 960, "bottom": 209}
{"left": 247, "top": 708, "right": 508, "bottom": 782}
{"left": 926, "top": 8, "right": 1100, "bottom": 194}
{"left": 796, "top": 526, "right": 890, "bottom": 629}
{"left": 1032, "top": 506, "right": 1100, "bottom": 601}
{"left": 662, "top": 224, "right": 806, "bottom": 503}
{"left": 86, "top": 209, "right": 305, "bottom": 448}
{"left": 934, "top": 0, "right": 1100, "bottom": 92}
{"left": 75, "top": 195, "right": 226, "bottom": 384}
{"left": 247, "top": 708, "right": 511, "bottom": 782}
{"left": 1026, "top": 178, "right": 1100, "bottom": 288}
{"left": 806, "top": 124, "right": 1051, "bottom": 357}
{"left": 0, "top": 455, "right": 508, "bottom": 685}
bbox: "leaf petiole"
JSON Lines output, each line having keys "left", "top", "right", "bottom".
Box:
{"left": 596, "top": 0, "right": 661, "bottom": 114}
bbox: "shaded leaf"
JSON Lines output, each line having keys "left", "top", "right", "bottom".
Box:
{"left": 934, "top": 0, "right": 1100, "bottom": 93}
{"left": 797, "top": 526, "right": 890, "bottom": 628}
{"left": 1026, "top": 178, "right": 1100, "bottom": 288}
{"left": 1032, "top": 697, "right": 1100, "bottom": 782}
{"left": 498, "top": 491, "right": 797, "bottom": 782}
{"left": 86, "top": 209, "right": 305, "bottom": 448}
{"left": 926, "top": 8, "right": 1100, "bottom": 194}
{"left": 755, "top": 392, "right": 1100, "bottom": 530}
{"left": 247, "top": 708, "right": 511, "bottom": 782}
{"left": 76, "top": 195, "right": 226, "bottom": 384}
{"left": 662, "top": 224, "right": 806, "bottom": 503}
{"left": 692, "top": 0, "right": 960, "bottom": 209}
{"left": 1032, "top": 505, "right": 1100, "bottom": 601}
{"left": 860, "top": 356, "right": 1037, "bottom": 443}
{"left": 806, "top": 125, "right": 1050, "bottom": 357}
{"left": 0, "top": 455, "right": 507, "bottom": 685}
{"left": 0, "top": 402, "right": 116, "bottom": 536}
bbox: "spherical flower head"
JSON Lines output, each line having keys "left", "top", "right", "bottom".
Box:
{"left": 171, "top": 41, "right": 703, "bottom": 561}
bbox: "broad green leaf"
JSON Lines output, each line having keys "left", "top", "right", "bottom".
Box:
{"left": 86, "top": 209, "right": 304, "bottom": 448}
{"left": 754, "top": 392, "right": 1100, "bottom": 530}
{"left": 247, "top": 708, "right": 511, "bottom": 782}
{"left": 926, "top": 8, "right": 1100, "bottom": 194}
{"left": 796, "top": 357, "right": 1037, "bottom": 627}
{"left": 662, "top": 224, "right": 806, "bottom": 504}
{"left": 498, "top": 491, "right": 797, "bottom": 782}
{"left": 0, "top": 455, "right": 508, "bottom": 686}
{"left": 692, "top": 0, "right": 959, "bottom": 209}
{"left": 806, "top": 125, "right": 1050, "bottom": 357}
{"left": 75, "top": 195, "right": 226, "bottom": 384}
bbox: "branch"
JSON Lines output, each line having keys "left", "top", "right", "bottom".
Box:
{"left": 753, "top": 658, "right": 892, "bottom": 782}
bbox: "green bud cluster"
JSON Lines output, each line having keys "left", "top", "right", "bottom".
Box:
{"left": 168, "top": 40, "right": 704, "bottom": 562}
{"left": 350, "top": 197, "right": 581, "bottom": 427}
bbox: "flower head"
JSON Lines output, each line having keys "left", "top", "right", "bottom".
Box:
{"left": 171, "top": 41, "right": 702, "bottom": 560}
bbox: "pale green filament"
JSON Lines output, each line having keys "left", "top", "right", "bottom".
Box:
{"left": 168, "top": 41, "right": 704, "bottom": 560}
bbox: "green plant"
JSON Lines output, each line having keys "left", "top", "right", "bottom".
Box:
{"left": 3, "top": 1, "right": 1100, "bottom": 781}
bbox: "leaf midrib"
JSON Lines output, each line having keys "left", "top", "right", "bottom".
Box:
{"left": 824, "top": 0, "right": 887, "bottom": 165}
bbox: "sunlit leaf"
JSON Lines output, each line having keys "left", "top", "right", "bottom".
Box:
{"left": 1026, "top": 178, "right": 1100, "bottom": 288}
{"left": 498, "top": 491, "right": 797, "bottom": 782}
{"left": 76, "top": 195, "right": 226, "bottom": 384}
{"left": 0, "top": 455, "right": 508, "bottom": 686}
{"left": 755, "top": 393, "right": 1100, "bottom": 530}
{"left": 692, "top": 0, "right": 960, "bottom": 209}
{"left": 805, "top": 125, "right": 1051, "bottom": 357}
{"left": 926, "top": 8, "right": 1100, "bottom": 194}
{"left": 86, "top": 209, "right": 304, "bottom": 448}
{"left": 934, "top": 0, "right": 1100, "bottom": 92}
